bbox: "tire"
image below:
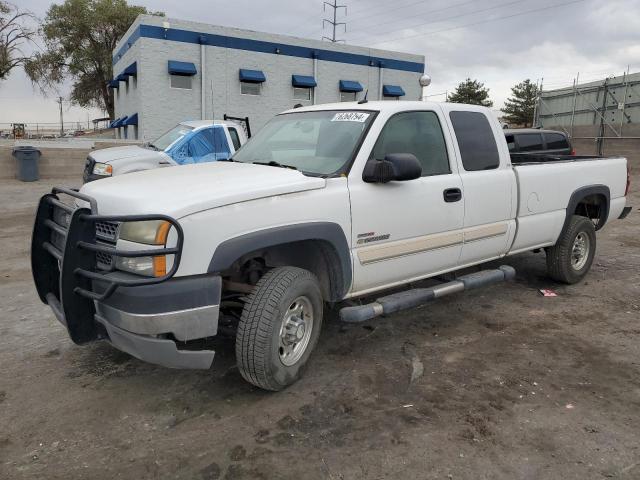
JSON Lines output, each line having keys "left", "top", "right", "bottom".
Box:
{"left": 236, "top": 266, "right": 323, "bottom": 391}
{"left": 546, "top": 215, "right": 596, "bottom": 284}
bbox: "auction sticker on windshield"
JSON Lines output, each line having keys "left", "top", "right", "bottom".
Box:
{"left": 331, "top": 112, "right": 370, "bottom": 122}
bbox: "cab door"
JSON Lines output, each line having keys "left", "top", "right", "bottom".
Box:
{"left": 445, "top": 108, "right": 516, "bottom": 265}
{"left": 348, "top": 108, "right": 464, "bottom": 294}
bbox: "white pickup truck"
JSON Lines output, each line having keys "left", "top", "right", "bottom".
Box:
{"left": 83, "top": 118, "right": 248, "bottom": 182}
{"left": 32, "top": 101, "right": 631, "bottom": 391}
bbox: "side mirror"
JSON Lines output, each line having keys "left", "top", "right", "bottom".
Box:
{"left": 362, "top": 153, "right": 422, "bottom": 183}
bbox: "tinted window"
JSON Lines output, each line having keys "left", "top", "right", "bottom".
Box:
{"left": 505, "top": 134, "right": 515, "bottom": 152}
{"left": 170, "top": 75, "right": 191, "bottom": 89}
{"left": 340, "top": 91, "right": 356, "bottom": 102}
{"left": 241, "top": 82, "right": 261, "bottom": 95}
{"left": 371, "top": 111, "right": 450, "bottom": 176}
{"left": 449, "top": 111, "right": 500, "bottom": 171}
{"left": 516, "top": 133, "right": 543, "bottom": 151}
{"left": 545, "top": 133, "right": 569, "bottom": 149}
{"left": 228, "top": 127, "right": 242, "bottom": 150}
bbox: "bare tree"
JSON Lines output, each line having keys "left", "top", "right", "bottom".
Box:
{"left": 0, "top": 1, "right": 37, "bottom": 81}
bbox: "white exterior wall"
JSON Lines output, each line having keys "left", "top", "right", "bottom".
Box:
{"left": 112, "top": 15, "right": 425, "bottom": 141}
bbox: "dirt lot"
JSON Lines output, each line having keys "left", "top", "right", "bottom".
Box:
{"left": 1, "top": 175, "right": 639, "bottom": 480}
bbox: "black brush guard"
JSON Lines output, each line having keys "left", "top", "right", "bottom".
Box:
{"left": 31, "top": 187, "right": 184, "bottom": 345}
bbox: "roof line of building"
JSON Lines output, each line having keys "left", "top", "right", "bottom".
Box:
{"left": 113, "top": 24, "right": 425, "bottom": 74}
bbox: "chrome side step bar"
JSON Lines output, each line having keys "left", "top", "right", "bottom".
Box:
{"left": 339, "top": 265, "right": 516, "bottom": 323}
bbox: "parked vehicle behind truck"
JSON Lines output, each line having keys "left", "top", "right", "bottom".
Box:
{"left": 504, "top": 128, "right": 574, "bottom": 155}
{"left": 83, "top": 117, "right": 249, "bottom": 182}
{"left": 32, "top": 101, "right": 631, "bottom": 391}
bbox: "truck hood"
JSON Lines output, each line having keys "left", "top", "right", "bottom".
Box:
{"left": 89, "top": 145, "right": 162, "bottom": 165}
{"left": 80, "top": 161, "right": 326, "bottom": 218}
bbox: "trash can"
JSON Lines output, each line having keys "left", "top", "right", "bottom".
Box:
{"left": 12, "top": 146, "right": 41, "bottom": 182}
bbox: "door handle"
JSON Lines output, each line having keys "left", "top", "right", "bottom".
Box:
{"left": 443, "top": 188, "right": 462, "bottom": 203}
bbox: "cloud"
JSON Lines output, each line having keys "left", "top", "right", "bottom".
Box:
{"left": 1, "top": 0, "right": 638, "bottom": 122}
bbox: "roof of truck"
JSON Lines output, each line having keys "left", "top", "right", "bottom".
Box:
{"left": 503, "top": 128, "right": 568, "bottom": 136}
{"left": 282, "top": 101, "right": 494, "bottom": 116}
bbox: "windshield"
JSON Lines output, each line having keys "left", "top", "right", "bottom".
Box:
{"left": 151, "top": 124, "right": 194, "bottom": 151}
{"left": 232, "top": 110, "right": 376, "bottom": 175}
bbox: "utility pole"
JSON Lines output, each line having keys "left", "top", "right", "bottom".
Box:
{"left": 322, "top": 0, "right": 346, "bottom": 43}
{"left": 57, "top": 97, "right": 64, "bottom": 137}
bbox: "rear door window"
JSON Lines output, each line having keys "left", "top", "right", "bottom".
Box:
{"left": 449, "top": 111, "right": 500, "bottom": 171}
{"left": 228, "top": 127, "right": 242, "bottom": 151}
{"left": 516, "top": 133, "right": 543, "bottom": 152}
{"left": 545, "top": 133, "right": 569, "bottom": 150}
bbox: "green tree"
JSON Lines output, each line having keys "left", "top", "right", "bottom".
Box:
{"left": 447, "top": 78, "right": 493, "bottom": 107}
{"left": 501, "top": 79, "right": 539, "bottom": 127}
{"left": 0, "top": 1, "right": 37, "bottom": 81}
{"left": 25, "top": 0, "right": 162, "bottom": 119}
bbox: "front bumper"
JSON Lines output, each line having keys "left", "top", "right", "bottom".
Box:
{"left": 31, "top": 187, "right": 220, "bottom": 369}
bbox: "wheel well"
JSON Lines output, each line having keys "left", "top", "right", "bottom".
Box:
{"left": 574, "top": 193, "right": 608, "bottom": 230}
{"left": 220, "top": 239, "right": 346, "bottom": 302}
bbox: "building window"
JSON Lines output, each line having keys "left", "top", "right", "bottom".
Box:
{"left": 171, "top": 75, "right": 192, "bottom": 90}
{"left": 293, "top": 87, "right": 312, "bottom": 101}
{"left": 241, "top": 82, "right": 261, "bottom": 96}
{"left": 340, "top": 91, "right": 357, "bottom": 102}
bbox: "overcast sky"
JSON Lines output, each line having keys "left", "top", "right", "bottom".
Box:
{"left": 1, "top": 0, "right": 638, "bottom": 125}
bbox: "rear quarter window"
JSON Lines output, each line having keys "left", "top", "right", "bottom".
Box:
{"left": 545, "top": 132, "right": 569, "bottom": 149}
{"left": 449, "top": 111, "right": 500, "bottom": 171}
{"left": 515, "top": 133, "right": 543, "bottom": 152}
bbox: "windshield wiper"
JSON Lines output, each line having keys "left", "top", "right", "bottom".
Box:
{"left": 252, "top": 160, "right": 298, "bottom": 171}
{"left": 147, "top": 143, "right": 160, "bottom": 151}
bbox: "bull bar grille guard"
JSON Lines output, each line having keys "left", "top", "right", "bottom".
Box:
{"left": 32, "top": 186, "right": 184, "bottom": 344}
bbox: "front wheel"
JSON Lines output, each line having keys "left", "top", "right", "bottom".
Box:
{"left": 236, "top": 266, "right": 323, "bottom": 391}
{"left": 546, "top": 215, "right": 596, "bottom": 284}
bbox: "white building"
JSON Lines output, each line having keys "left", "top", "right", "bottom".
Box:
{"left": 110, "top": 15, "right": 425, "bottom": 140}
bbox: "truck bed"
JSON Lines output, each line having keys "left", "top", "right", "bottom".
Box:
{"left": 508, "top": 155, "right": 628, "bottom": 254}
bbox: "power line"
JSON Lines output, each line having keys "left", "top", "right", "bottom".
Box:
{"left": 322, "top": 0, "right": 347, "bottom": 42}
{"left": 350, "top": 0, "right": 478, "bottom": 32}
{"left": 367, "top": 0, "right": 586, "bottom": 46}
{"left": 347, "top": 0, "right": 476, "bottom": 27}
{"left": 347, "top": 0, "right": 528, "bottom": 43}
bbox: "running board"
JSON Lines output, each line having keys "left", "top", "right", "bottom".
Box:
{"left": 339, "top": 265, "right": 516, "bottom": 323}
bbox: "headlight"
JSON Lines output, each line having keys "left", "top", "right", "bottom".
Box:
{"left": 92, "top": 162, "right": 112, "bottom": 176}
{"left": 115, "top": 220, "right": 171, "bottom": 277}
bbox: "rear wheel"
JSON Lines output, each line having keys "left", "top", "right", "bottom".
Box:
{"left": 546, "top": 215, "right": 596, "bottom": 284}
{"left": 236, "top": 266, "right": 323, "bottom": 391}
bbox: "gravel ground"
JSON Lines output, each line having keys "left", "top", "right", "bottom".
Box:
{"left": 0, "top": 175, "right": 638, "bottom": 480}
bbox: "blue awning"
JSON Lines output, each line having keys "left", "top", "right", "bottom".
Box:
{"left": 339, "top": 80, "right": 363, "bottom": 92}
{"left": 124, "top": 62, "right": 137, "bottom": 76}
{"left": 239, "top": 69, "right": 266, "bottom": 83}
{"left": 292, "top": 75, "right": 317, "bottom": 88}
{"left": 383, "top": 85, "right": 406, "bottom": 97}
{"left": 116, "top": 74, "right": 128, "bottom": 83}
{"left": 168, "top": 60, "right": 197, "bottom": 76}
{"left": 107, "top": 80, "right": 119, "bottom": 89}
{"left": 123, "top": 113, "right": 138, "bottom": 126}
{"left": 108, "top": 118, "right": 119, "bottom": 128}
{"left": 114, "top": 116, "right": 128, "bottom": 128}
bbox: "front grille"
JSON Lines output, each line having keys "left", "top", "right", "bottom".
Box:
{"left": 95, "top": 221, "right": 119, "bottom": 242}
{"left": 96, "top": 249, "right": 114, "bottom": 270}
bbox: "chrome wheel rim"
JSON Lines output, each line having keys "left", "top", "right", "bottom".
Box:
{"left": 571, "top": 232, "right": 590, "bottom": 270}
{"left": 278, "top": 296, "right": 314, "bottom": 366}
